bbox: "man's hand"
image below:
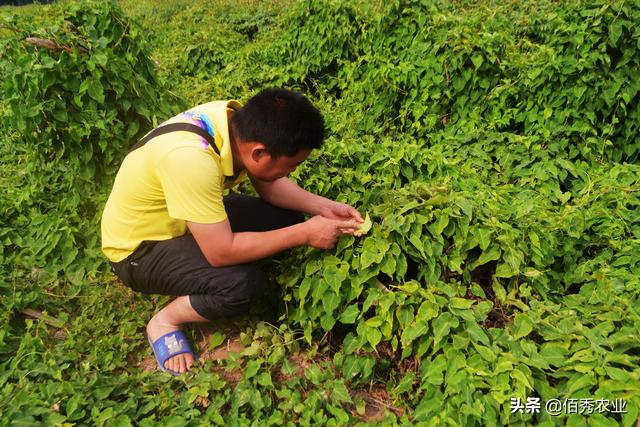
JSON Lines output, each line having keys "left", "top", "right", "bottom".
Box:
{"left": 251, "top": 177, "right": 365, "bottom": 226}
{"left": 304, "top": 216, "right": 360, "bottom": 249}
{"left": 319, "top": 200, "right": 364, "bottom": 223}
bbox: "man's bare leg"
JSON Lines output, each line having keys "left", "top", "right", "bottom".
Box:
{"left": 146, "top": 296, "right": 208, "bottom": 373}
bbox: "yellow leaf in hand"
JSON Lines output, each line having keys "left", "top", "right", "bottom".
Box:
{"left": 354, "top": 213, "right": 372, "bottom": 237}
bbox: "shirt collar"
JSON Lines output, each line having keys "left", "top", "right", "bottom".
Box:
{"left": 187, "top": 100, "right": 242, "bottom": 177}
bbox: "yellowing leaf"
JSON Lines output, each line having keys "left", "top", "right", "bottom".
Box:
{"left": 523, "top": 269, "right": 542, "bottom": 277}
{"left": 354, "top": 213, "right": 372, "bottom": 237}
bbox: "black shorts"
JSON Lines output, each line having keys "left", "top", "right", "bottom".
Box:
{"left": 109, "top": 193, "right": 304, "bottom": 320}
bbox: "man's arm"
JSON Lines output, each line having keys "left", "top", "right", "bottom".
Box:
{"left": 188, "top": 215, "right": 359, "bottom": 267}
{"left": 251, "top": 177, "right": 363, "bottom": 222}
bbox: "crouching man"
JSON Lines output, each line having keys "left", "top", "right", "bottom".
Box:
{"left": 101, "top": 88, "right": 362, "bottom": 374}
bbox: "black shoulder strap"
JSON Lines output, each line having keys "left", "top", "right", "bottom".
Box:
{"left": 128, "top": 122, "right": 219, "bottom": 155}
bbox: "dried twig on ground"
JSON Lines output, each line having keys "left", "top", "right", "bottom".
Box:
{"left": 21, "top": 308, "right": 66, "bottom": 328}
{"left": 25, "top": 37, "right": 72, "bottom": 53}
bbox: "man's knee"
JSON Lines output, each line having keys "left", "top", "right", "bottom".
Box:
{"left": 193, "top": 265, "right": 267, "bottom": 320}
{"left": 230, "top": 264, "right": 267, "bottom": 303}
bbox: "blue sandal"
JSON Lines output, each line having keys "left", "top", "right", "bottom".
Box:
{"left": 148, "top": 330, "right": 197, "bottom": 375}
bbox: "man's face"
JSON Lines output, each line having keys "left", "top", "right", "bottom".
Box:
{"left": 245, "top": 146, "right": 311, "bottom": 182}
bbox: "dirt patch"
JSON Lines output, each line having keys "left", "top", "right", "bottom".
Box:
{"left": 138, "top": 354, "right": 159, "bottom": 372}
{"left": 353, "top": 387, "right": 403, "bottom": 422}
{"left": 287, "top": 353, "right": 311, "bottom": 375}
{"left": 205, "top": 337, "right": 245, "bottom": 360}
{"left": 136, "top": 320, "right": 246, "bottom": 373}
{"left": 194, "top": 396, "right": 211, "bottom": 408}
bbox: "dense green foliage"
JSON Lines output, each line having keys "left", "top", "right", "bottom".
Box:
{"left": 1, "top": 0, "right": 639, "bottom": 425}
{"left": 0, "top": 0, "right": 181, "bottom": 277}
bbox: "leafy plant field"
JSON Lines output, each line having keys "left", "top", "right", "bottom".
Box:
{"left": 1, "top": 0, "right": 639, "bottom": 425}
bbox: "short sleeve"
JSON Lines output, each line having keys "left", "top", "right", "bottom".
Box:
{"left": 156, "top": 147, "right": 228, "bottom": 223}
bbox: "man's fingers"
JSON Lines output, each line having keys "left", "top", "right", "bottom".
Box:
{"left": 349, "top": 207, "right": 364, "bottom": 223}
{"left": 336, "top": 222, "right": 360, "bottom": 236}
{"left": 336, "top": 219, "right": 359, "bottom": 231}
{"left": 339, "top": 206, "right": 363, "bottom": 223}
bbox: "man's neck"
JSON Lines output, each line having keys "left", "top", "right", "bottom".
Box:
{"left": 227, "top": 110, "right": 245, "bottom": 173}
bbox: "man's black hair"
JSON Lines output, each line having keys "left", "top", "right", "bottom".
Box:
{"left": 232, "top": 88, "right": 325, "bottom": 157}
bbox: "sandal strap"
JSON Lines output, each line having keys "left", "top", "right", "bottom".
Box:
{"left": 150, "top": 330, "right": 195, "bottom": 373}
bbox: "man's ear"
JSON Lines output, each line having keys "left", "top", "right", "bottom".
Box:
{"left": 250, "top": 144, "right": 269, "bottom": 163}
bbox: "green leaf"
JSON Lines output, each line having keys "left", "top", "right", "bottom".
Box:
{"left": 158, "top": 416, "right": 187, "bottom": 427}
{"left": 513, "top": 313, "right": 534, "bottom": 339}
{"left": 338, "top": 304, "right": 360, "bottom": 324}
{"left": 305, "top": 259, "right": 322, "bottom": 276}
{"left": 492, "top": 281, "right": 507, "bottom": 303}
{"left": 360, "top": 247, "right": 377, "bottom": 269}
{"left": 362, "top": 290, "right": 379, "bottom": 313}
{"left": 268, "top": 345, "right": 286, "bottom": 365}
{"left": 475, "top": 228, "right": 492, "bottom": 251}
{"left": 305, "top": 365, "right": 323, "bottom": 385}
{"left": 392, "top": 372, "right": 415, "bottom": 395}
{"left": 474, "top": 245, "right": 501, "bottom": 267}
{"left": 359, "top": 237, "right": 389, "bottom": 269}
{"left": 320, "top": 313, "right": 336, "bottom": 331}
{"left": 430, "top": 214, "right": 449, "bottom": 235}
{"left": 366, "top": 325, "right": 382, "bottom": 349}
{"left": 244, "top": 360, "right": 262, "bottom": 379}
{"left": 450, "top": 297, "right": 474, "bottom": 310}
{"left": 322, "top": 291, "right": 340, "bottom": 313}
{"left": 401, "top": 320, "right": 429, "bottom": 346}
{"left": 93, "top": 52, "right": 109, "bottom": 66}
{"left": 565, "top": 373, "right": 596, "bottom": 396}
{"left": 330, "top": 380, "right": 352, "bottom": 404}
{"left": 510, "top": 368, "right": 533, "bottom": 391}
{"left": 365, "top": 317, "right": 383, "bottom": 327}
{"left": 281, "top": 358, "right": 296, "bottom": 376}
{"left": 471, "top": 54, "right": 483, "bottom": 69}
{"left": 324, "top": 264, "right": 347, "bottom": 293}
{"left": 494, "top": 357, "right": 513, "bottom": 374}
{"left": 466, "top": 322, "right": 490, "bottom": 346}
{"left": 396, "top": 306, "right": 414, "bottom": 327}
{"left": 311, "top": 278, "right": 326, "bottom": 304}
{"left": 539, "top": 343, "right": 568, "bottom": 367}
{"left": 87, "top": 78, "right": 105, "bottom": 103}
{"left": 380, "top": 253, "right": 397, "bottom": 276}
{"left": 432, "top": 313, "right": 457, "bottom": 348}
{"left": 422, "top": 354, "right": 446, "bottom": 385}
{"left": 523, "top": 268, "right": 542, "bottom": 278}
{"left": 257, "top": 372, "right": 274, "bottom": 387}
{"left": 456, "top": 198, "right": 473, "bottom": 219}
{"left": 416, "top": 299, "right": 439, "bottom": 321}
{"left": 51, "top": 107, "right": 68, "bottom": 123}
{"left": 342, "top": 355, "right": 361, "bottom": 379}
{"left": 473, "top": 343, "right": 497, "bottom": 362}
{"left": 608, "top": 20, "right": 623, "bottom": 47}
{"left": 495, "top": 261, "right": 517, "bottom": 278}
{"left": 208, "top": 331, "right": 226, "bottom": 350}
{"left": 408, "top": 234, "right": 426, "bottom": 258}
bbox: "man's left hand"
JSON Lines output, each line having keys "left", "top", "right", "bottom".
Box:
{"left": 319, "top": 200, "right": 363, "bottom": 225}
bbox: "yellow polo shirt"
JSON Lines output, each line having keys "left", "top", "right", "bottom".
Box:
{"left": 101, "top": 100, "right": 245, "bottom": 262}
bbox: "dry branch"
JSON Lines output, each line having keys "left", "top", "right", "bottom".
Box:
{"left": 361, "top": 394, "right": 404, "bottom": 417}
{"left": 21, "top": 308, "right": 66, "bottom": 329}
{"left": 375, "top": 279, "right": 391, "bottom": 293}
{"left": 25, "top": 37, "right": 72, "bottom": 53}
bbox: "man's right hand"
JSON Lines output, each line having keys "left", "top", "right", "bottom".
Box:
{"left": 188, "top": 215, "right": 360, "bottom": 267}
{"left": 304, "top": 215, "right": 360, "bottom": 249}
